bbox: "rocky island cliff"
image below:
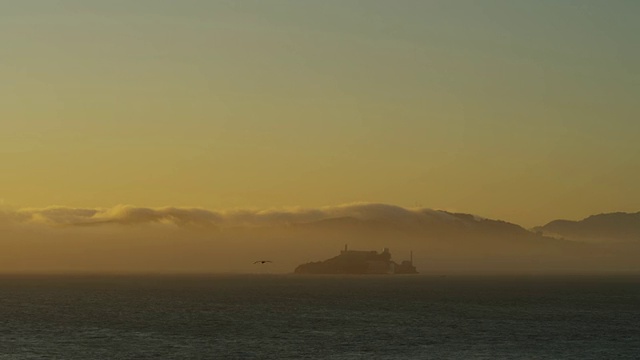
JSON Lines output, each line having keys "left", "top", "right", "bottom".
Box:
{"left": 295, "top": 245, "right": 418, "bottom": 274}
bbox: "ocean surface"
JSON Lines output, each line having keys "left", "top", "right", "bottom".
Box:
{"left": 0, "top": 274, "right": 639, "bottom": 359}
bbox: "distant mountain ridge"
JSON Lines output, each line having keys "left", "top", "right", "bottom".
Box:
{"left": 294, "top": 209, "right": 531, "bottom": 239}
{"left": 535, "top": 212, "right": 640, "bottom": 242}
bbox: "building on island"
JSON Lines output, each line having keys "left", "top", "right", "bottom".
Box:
{"left": 294, "top": 245, "right": 418, "bottom": 274}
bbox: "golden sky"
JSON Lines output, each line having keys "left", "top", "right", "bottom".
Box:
{"left": 1, "top": 0, "right": 639, "bottom": 227}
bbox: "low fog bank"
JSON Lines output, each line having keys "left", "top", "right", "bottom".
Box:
{"left": 1, "top": 204, "right": 639, "bottom": 274}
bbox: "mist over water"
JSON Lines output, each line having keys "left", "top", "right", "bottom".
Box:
{"left": 1, "top": 274, "right": 639, "bottom": 359}
{"left": 2, "top": 204, "right": 639, "bottom": 274}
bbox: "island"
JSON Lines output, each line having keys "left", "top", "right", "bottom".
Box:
{"left": 294, "top": 245, "right": 418, "bottom": 274}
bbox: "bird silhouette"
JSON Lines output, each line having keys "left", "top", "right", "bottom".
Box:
{"left": 253, "top": 260, "right": 272, "bottom": 264}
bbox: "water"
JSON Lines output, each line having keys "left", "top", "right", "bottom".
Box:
{"left": 0, "top": 274, "right": 638, "bottom": 359}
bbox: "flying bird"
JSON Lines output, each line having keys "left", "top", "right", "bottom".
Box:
{"left": 254, "top": 260, "right": 272, "bottom": 264}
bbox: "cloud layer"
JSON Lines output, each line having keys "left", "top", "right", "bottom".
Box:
{"left": 3, "top": 203, "right": 465, "bottom": 228}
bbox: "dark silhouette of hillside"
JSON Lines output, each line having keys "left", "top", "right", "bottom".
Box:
{"left": 535, "top": 212, "right": 640, "bottom": 242}
{"left": 295, "top": 210, "right": 531, "bottom": 239}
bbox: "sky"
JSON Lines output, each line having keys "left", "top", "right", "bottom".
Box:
{"left": 1, "top": 0, "right": 639, "bottom": 227}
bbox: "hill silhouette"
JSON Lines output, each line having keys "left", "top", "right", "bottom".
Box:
{"left": 535, "top": 212, "right": 640, "bottom": 243}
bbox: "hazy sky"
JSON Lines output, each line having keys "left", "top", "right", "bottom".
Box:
{"left": 2, "top": 0, "right": 638, "bottom": 227}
